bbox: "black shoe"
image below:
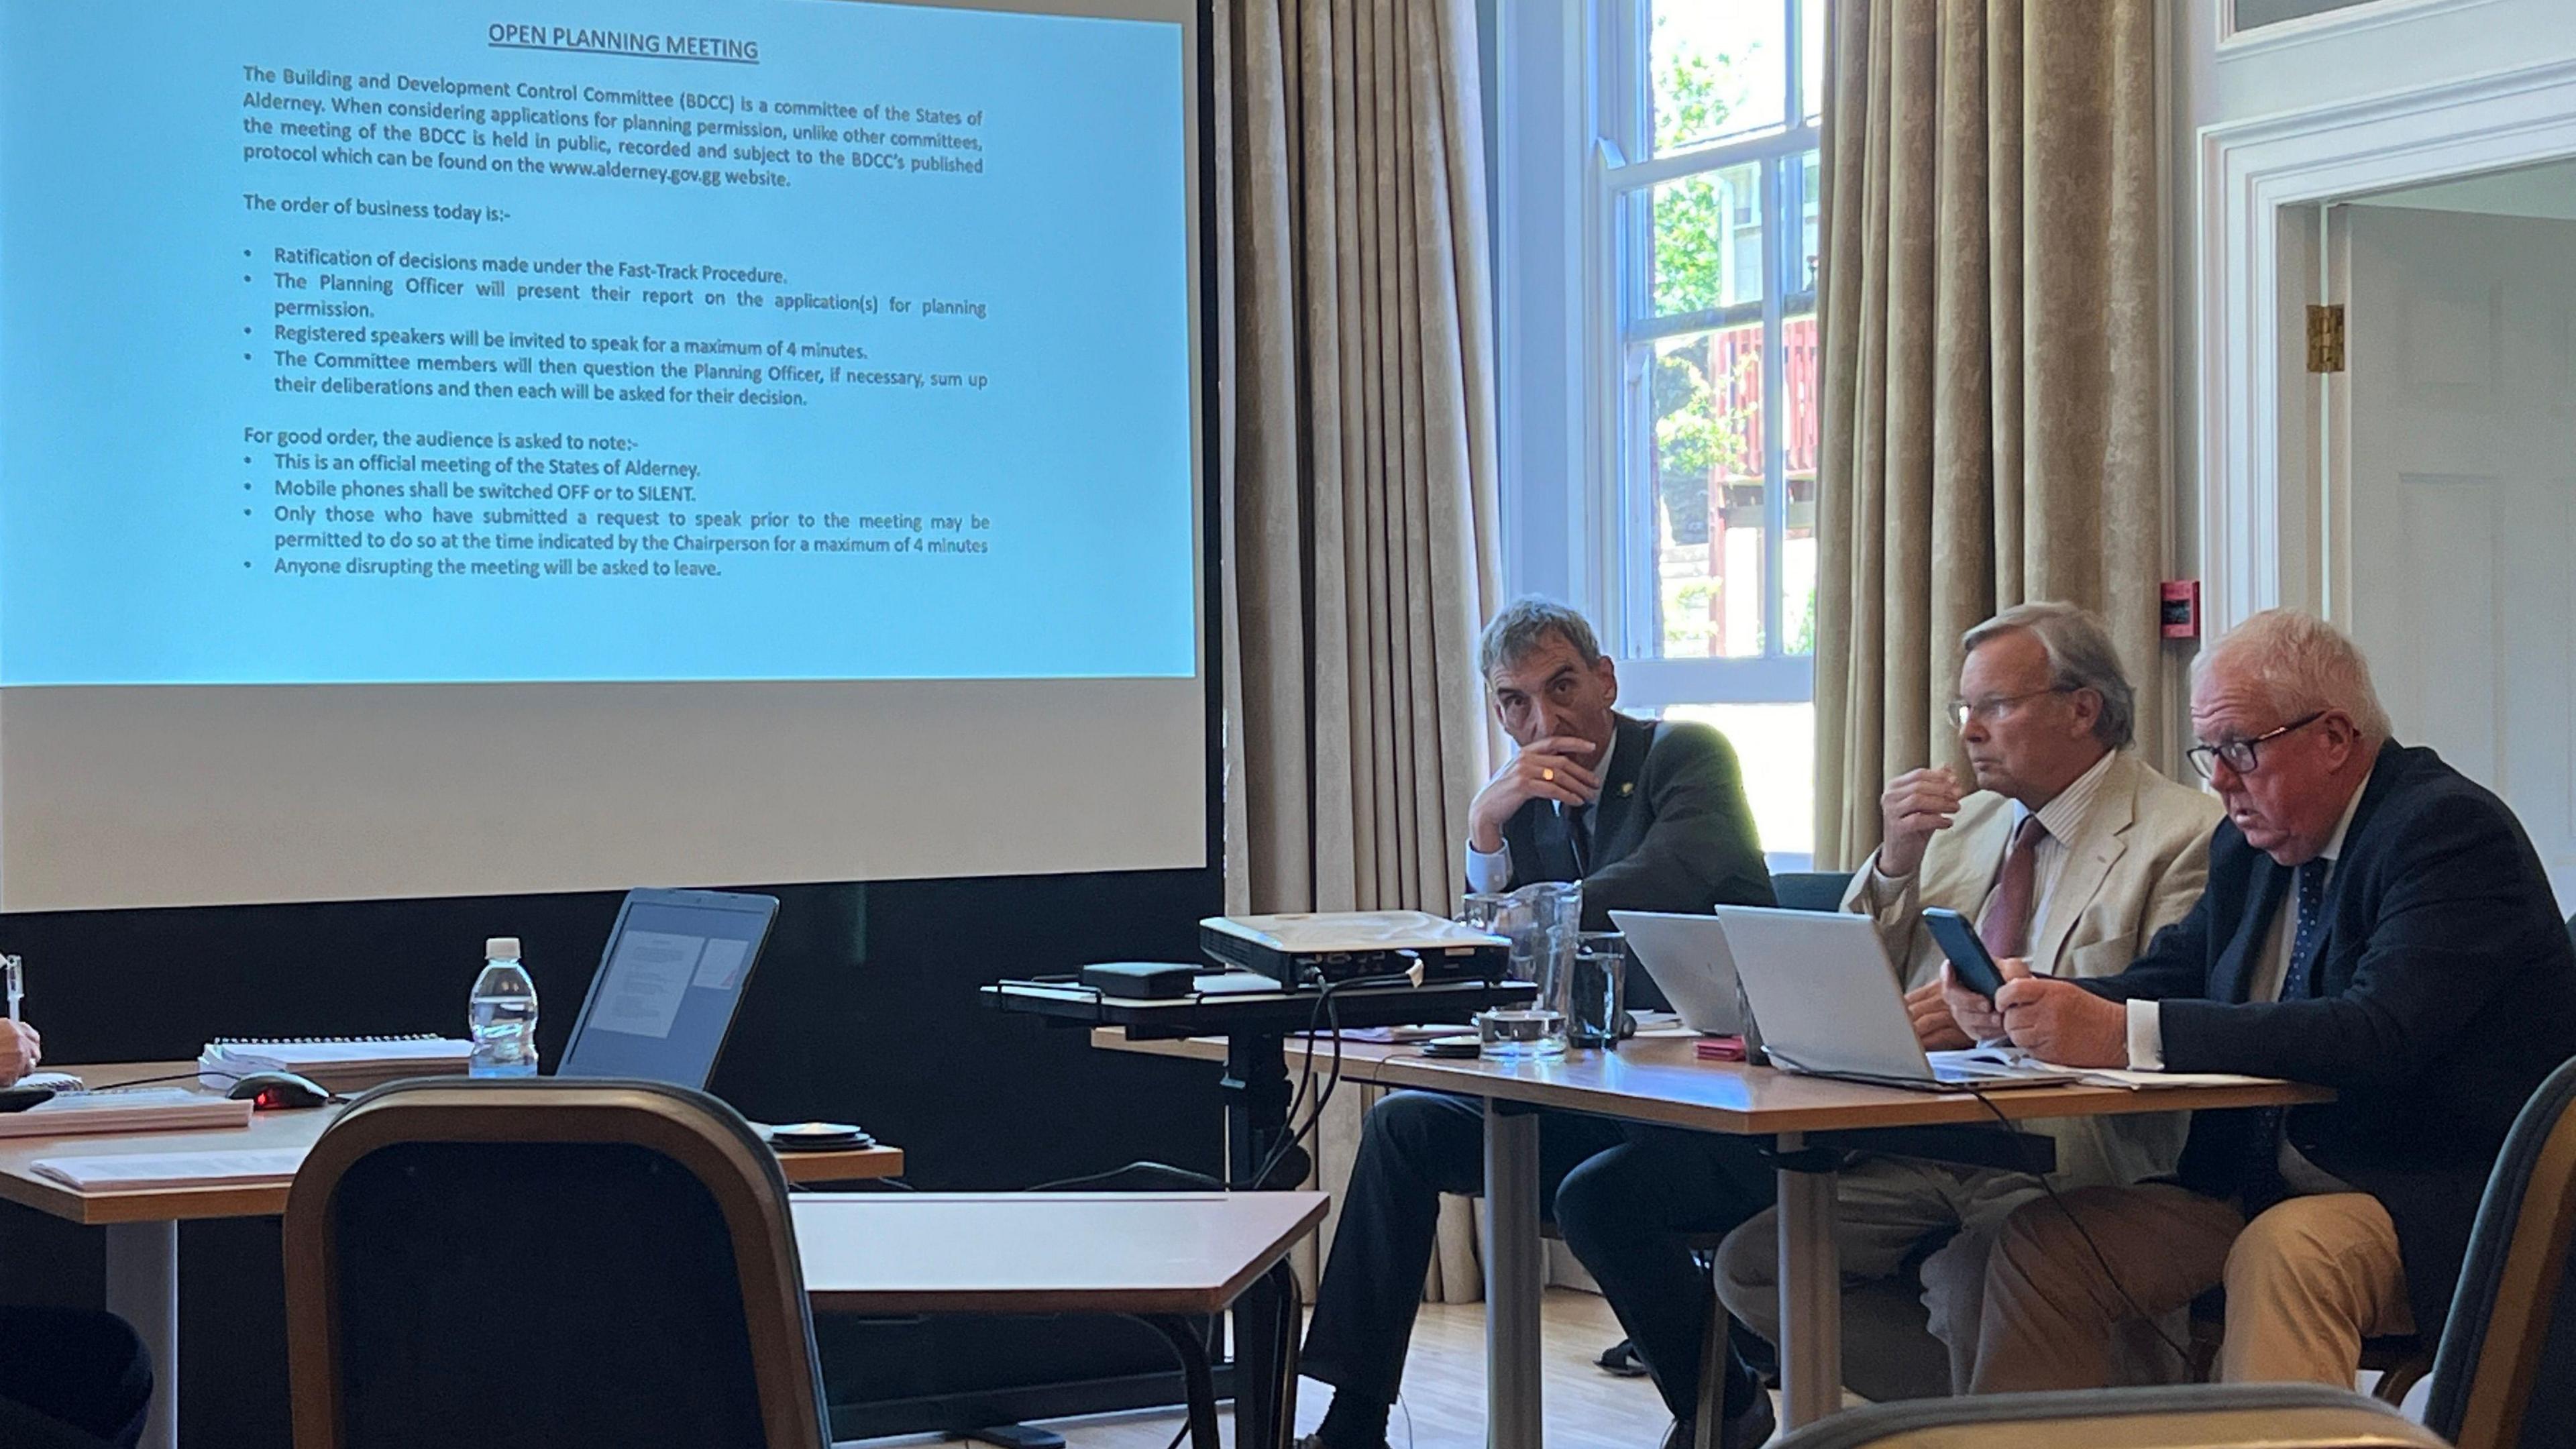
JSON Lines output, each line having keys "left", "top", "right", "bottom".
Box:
{"left": 1297, "top": 1435, "right": 1386, "bottom": 1449}
{"left": 1659, "top": 1393, "right": 1777, "bottom": 1449}
{"left": 1597, "top": 1338, "right": 1651, "bottom": 1379}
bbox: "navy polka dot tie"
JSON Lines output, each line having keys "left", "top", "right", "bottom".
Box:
{"left": 2240, "top": 856, "right": 2333, "bottom": 1214}
{"left": 2290, "top": 856, "right": 2330, "bottom": 996}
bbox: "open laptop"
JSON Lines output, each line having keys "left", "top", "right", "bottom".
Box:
{"left": 1607, "top": 910, "right": 1741, "bottom": 1034}
{"left": 555, "top": 888, "right": 782, "bottom": 1089}
{"left": 1709, "top": 905, "right": 2079, "bottom": 1091}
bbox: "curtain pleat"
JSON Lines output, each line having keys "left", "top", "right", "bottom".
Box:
{"left": 1220, "top": 0, "right": 1501, "bottom": 1297}
{"left": 1815, "top": 0, "right": 2165, "bottom": 867}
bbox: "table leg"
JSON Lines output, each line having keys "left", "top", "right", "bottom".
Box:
{"left": 1483, "top": 1100, "right": 1543, "bottom": 1449}
{"left": 1221, "top": 1032, "right": 1295, "bottom": 1449}
{"left": 106, "top": 1220, "right": 178, "bottom": 1449}
{"left": 1138, "top": 1316, "right": 1224, "bottom": 1449}
{"left": 1774, "top": 1132, "right": 1841, "bottom": 1430}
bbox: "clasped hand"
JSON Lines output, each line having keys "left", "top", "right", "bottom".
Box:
{"left": 1468, "top": 736, "right": 1601, "bottom": 853}
{"left": 1939, "top": 958, "right": 2127, "bottom": 1067}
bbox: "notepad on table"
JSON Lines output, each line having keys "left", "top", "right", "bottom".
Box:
{"left": 198, "top": 1036, "right": 473, "bottom": 1094}
{"left": 30, "top": 1148, "right": 303, "bottom": 1192}
{"left": 2062, "top": 1067, "right": 2286, "bottom": 1091}
{"left": 0, "top": 1089, "right": 252, "bottom": 1138}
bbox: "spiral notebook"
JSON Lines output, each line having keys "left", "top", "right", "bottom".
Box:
{"left": 197, "top": 1035, "right": 474, "bottom": 1094}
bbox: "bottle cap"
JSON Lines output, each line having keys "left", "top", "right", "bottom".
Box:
{"left": 485, "top": 936, "right": 521, "bottom": 960}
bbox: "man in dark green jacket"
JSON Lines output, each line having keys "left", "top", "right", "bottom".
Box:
{"left": 1462, "top": 602, "right": 1773, "bottom": 930}
{"left": 1301, "top": 600, "right": 1780, "bottom": 1449}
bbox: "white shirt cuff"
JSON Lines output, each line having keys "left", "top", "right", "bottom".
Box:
{"left": 1465, "top": 840, "right": 1513, "bottom": 895}
{"left": 2125, "top": 998, "right": 2165, "bottom": 1071}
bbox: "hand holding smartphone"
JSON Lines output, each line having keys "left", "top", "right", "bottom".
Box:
{"left": 1921, "top": 908, "right": 2009, "bottom": 1000}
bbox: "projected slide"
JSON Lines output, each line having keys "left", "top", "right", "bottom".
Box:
{"left": 0, "top": 2, "right": 1197, "bottom": 684}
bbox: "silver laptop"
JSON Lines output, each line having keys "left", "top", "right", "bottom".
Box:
{"left": 1608, "top": 910, "right": 1742, "bottom": 1034}
{"left": 1709, "top": 906, "right": 2078, "bottom": 1091}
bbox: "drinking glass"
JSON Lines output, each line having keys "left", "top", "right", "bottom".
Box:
{"left": 1566, "top": 931, "right": 1627, "bottom": 1048}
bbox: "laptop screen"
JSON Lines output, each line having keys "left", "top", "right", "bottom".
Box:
{"left": 555, "top": 888, "right": 780, "bottom": 1088}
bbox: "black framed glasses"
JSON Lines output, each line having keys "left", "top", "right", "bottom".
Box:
{"left": 2186, "top": 711, "right": 2327, "bottom": 780}
{"left": 1947, "top": 686, "right": 2074, "bottom": 731}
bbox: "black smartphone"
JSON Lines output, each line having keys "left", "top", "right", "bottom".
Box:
{"left": 1922, "top": 908, "right": 2008, "bottom": 1000}
{"left": 0, "top": 1086, "right": 54, "bottom": 1113}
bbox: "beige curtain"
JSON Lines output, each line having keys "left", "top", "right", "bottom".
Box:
{"left": 1812, "top": 0, "right": 2165, "bottom": 868}
{"left": 1216, "top": 0, "right": 1501, "bottom": 1295}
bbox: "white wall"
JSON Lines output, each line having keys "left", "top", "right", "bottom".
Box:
{"left": 2361, "top": 158, "right": 2576, "bottom": 219}
{"left": 2170, "top": 0, "right": 2576, "bottom": 586}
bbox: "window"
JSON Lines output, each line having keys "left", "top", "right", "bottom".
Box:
{"left": 1594, "top": 0, "right": 1823, "bottom": 865}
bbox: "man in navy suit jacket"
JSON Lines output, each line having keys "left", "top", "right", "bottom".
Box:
{"left": 1946, "top": 609, "right": 2576, "bottom": 1390}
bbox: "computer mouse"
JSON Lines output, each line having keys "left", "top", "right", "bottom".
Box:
{"left": 227, "top": 1071, "right": 330, "bottom": 1110}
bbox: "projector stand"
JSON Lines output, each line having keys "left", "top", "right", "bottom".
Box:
{"left": 984, "top": 977, "right": 1538, "bottom": 1449}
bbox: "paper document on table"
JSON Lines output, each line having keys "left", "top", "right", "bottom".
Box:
{"left": 2055, "top": 1067, "right": 2286, "bottom": 1090}
{"left": 31, "top": 1148, "right": 305, "bottom": 1191}
{"left": 0, "top": 1089, "right": 252, "bottom": 1138}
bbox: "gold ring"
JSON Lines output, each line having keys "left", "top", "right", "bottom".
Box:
{"left": 1541, "top": 767, "right": 1556, "bottom": 782}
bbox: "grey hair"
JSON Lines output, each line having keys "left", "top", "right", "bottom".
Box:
{"left": 1478, "top": 597, "right": 1603, "bottom": 680}
{"left": 2193, "top": 608, "right": 2392, "bottom": 742}
{"left": 1961, "top": 601, "right": 2137, "bottom": 749}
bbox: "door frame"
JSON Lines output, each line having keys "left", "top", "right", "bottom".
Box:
{"left": 2198, "top": 52, "right": 2576, "bottom": 635}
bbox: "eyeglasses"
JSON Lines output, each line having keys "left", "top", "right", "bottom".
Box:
{"left": 1947, "top": 686, "right": 2074, "bottom": 730}
{"left": 2186, "top": 711, "right": 2327, "bottom": 780}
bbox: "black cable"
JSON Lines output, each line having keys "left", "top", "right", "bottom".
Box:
{"left": 1250, "top": 969, "right": 1413, "bottom": 1191}
{"left": 1961, "top": 1084, "right": 2196, "bottom": 1370}
{"left": 1022, "top": 1161, "right": 1207, "bottom": 1194}
{"left": 1248, "top": 984, "right": 1334, "bottom": 1190}
{"left": 79, "top": 1070, "right": 244, "bottom": 1092}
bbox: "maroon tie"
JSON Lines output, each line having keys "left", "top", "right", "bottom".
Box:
{"left": 1979, "top": 814, "right": 2048, "bottom": 959}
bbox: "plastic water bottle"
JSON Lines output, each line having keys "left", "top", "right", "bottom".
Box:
{"left": 469, "top": 936, "right": 539, "bottom": 1078}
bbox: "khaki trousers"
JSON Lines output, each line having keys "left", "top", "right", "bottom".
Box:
{"left": 1970, "top": 1185, "right": 2414, "bottom": 1393}
{"left": 1716, "top": 1157, "right": 2046, "bottom": 1393}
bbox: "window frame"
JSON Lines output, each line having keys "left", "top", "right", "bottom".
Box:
{"left": 1581, "top": 0, "right": 1819, "bottom": 712}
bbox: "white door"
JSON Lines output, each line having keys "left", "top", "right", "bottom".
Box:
{"left": 2336, "top": 203, "right": 2576, "bottom": 912}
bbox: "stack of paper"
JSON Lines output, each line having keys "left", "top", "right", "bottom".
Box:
{"left": 0, "top": 1088, "right": 252, "bottom": 1139}
{"left": 2063, "top": 1067, "right": 2286, "bottom": 1091}
{"left": 30, "top": 1147, "right": 303, "bottom": 1191}
{"left": 197, "top": 1038, "right": 473, "bottom": 1094}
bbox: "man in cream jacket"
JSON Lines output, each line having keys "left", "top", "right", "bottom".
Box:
{"left": 1714, "top": 602, "right": 2222, "bottom": 1394}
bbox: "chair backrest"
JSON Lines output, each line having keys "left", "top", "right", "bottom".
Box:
{"left": 283, "top": 1078, "right": 832, "bottom": 1449}
{"left": 1770, "top": 870, "right": 1854, "bottom": 913}
{"left": 1770, "top": 1384, "right": 2444, "bottom": 1449}
{"left": 2424, "top": 1053, "right": 2576, "bottom": 1449}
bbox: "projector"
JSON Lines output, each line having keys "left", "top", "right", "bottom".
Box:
{"left": 1199, "top": 911, "right": 1511, "bottom": 989}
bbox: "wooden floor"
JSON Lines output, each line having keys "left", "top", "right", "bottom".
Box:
{"left": 1033, "top": 1289, "right": 1699, "bottom": 1449}
{"left": 847, "top": 1287, "right": 2430, "bottom": 1449}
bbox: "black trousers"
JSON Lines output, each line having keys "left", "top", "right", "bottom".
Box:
{"left": 1300, "top": 1091, "right": 1774, "bottom": 1425}
{"left": 0, "top": 1306, "right": 153, "bottom": 1449}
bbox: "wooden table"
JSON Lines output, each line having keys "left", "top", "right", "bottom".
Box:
{"left": 1098, "top": 1031, "right": 2330, "bottom": 1439}
{"left": 9, "top": 1063, "right": 902, "bottom": 1449}
{"left": 797, "top": 1190, "right": 1324, "bottom": 1313}
{"left": 796, "top": 1191, "right": 1326, "bottom": 1449}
